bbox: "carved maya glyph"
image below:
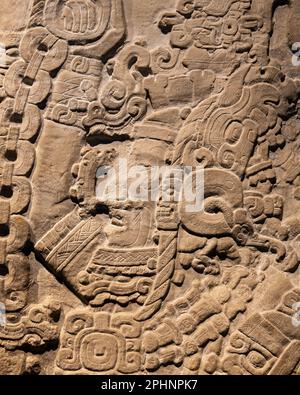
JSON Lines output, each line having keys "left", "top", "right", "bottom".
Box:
{"left": 0, "top": 0, "right": 300, "bottom": 376}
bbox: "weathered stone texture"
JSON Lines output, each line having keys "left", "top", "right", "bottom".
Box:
{"left": 0, "top": 0, "right": 300, "bottom": 375}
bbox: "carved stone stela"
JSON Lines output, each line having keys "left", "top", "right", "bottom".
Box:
{"left": 0, "top": 0, "right": 300, "bottom": 375}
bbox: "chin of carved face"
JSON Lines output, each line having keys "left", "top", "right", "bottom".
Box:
{"left": 104, "top": 206, "right": 152, "bottom": 248}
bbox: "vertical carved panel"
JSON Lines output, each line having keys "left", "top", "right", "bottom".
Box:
{"left": 0, "top": 0, "right": 300, "bottom": 375}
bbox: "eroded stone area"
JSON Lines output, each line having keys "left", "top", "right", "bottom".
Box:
{"left": 0, "top": 0, "right": 300, "bottom": 375}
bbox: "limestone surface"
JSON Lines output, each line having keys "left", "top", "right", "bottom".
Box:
{"left": 0, "top": 0, "right": 300, "bottom": 375}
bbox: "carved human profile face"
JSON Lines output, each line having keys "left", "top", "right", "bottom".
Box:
{"left": 94, "top": 139, "right": 168, "bottom": 248}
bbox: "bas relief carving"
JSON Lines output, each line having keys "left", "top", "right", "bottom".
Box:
{"left": 0, "top": 0, "right": 300, "bottom": 375}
